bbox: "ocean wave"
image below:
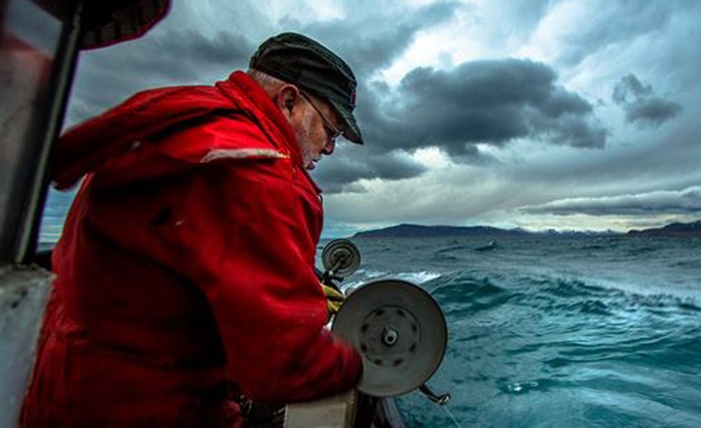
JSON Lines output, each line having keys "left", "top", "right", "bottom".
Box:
{"left": 542, "top": 278, "right": 609, "bottom": 297}
{"left": 424, "top": 269, "right": 701, "bottom": 329}
{"left": 434, "top": 244, "right": 474, "bottom": 254}
{"left": 624, "top": 245, "right": 661, "bottom": 256}
{"left": 510, "top": 273, "right": 701, "bottom": 310}
{"left": 357, "top": 237, "right": 701, "bottom": 428}
{"left": 428, "top": 272, "right": 513, "bottom": 317}
{"left": 348, "top": 269, "right": 444, "bottom": 287}
{"left": 429, "top": 253, "right": 462, "bottom": 263}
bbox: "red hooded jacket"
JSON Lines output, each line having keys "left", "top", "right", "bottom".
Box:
{"left": 21, "top": 71, "right": 362, "bottom": 427}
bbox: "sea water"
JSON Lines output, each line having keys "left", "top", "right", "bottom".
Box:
{"left": 39, "top": 200, "right": 701, "bottom": 427}
{"left": 330, "top": 236, "right": 701, "bottom": 428}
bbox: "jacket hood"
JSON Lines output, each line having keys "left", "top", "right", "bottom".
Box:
{"left": 52, "top": 72, "right": 300, "bottom": 190}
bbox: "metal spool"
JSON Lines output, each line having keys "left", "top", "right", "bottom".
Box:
{"left": 321, "top": 239, "right": 361, "bottom": 278}
{"left": 332, "top": 279, "right": 447, "bottom": 397}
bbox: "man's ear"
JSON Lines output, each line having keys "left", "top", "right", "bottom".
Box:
{"left": 275, "top": 84, "right": 301, "bottom": 120}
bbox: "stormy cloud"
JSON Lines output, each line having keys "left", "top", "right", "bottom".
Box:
{"left": 301, "top": 1, "right": 464, "bottom": 79}
{"left": 312, "top": 149, "right": 427, "bottom": 194}
{"left": 613, "top": 73, "right": 682, "bottom": 128}
{"left": 303, "top": 58, "right": 608, "bottom": 192}
{"left": 49, "top": 0, "right": 701, "bottom": 234}
{"left": 66, "top": 29, "right": 254, "bottom": 125}
{"left": 65, "top": 1, "right": 463, "bottom": 128}
{"left": 358, "top": 59, "right": 606, "bottom": 157}
{"left": 350, "top": 59, "right": 606, "bottom": 164}
{"left": 538, "top": 1, "right": 679, "bottom": 67}
{"left": 521, "top": 187, "right": 701, "bottom": 216}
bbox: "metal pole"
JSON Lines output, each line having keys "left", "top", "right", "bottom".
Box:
{"left": 13, "top": 0, "right": 82, "bottom": 265}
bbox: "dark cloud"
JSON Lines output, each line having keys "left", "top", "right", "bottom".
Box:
{"left": 312, "top": 149, "right": 427, "bottom": 194}
{"left": 359, "top": 59, "right": 606, "bottom": 156}
{"left": 89, "top": 28, "right": 251, "bottom": 83}
{"left": 521, "top": 187, "right": 701, "bottom": 216}
{"left": 70, "top": 2, "right": 608, "bottom": 195}
{"left": 66, "top": 29, "right": 254, "bottom": 125}
{"left": 45, "top": 0, "right": 701, "bottom": 234}
{"left": 297, "top": 1, "right": 464, "bottom": 79}
{"left": 63, "top": 1, "right": 460, "bottom": 188}
{"left": 626, "top": 99, "right": 683, "bottom": 127}
{"left": 65, "top": 1, "right": 462, "bottom": 126}
{"left": 612, "top": 74, "right": 682, "bottom": 127}
{"left": 312, "top": 58, "right": 606, "bottom": 191}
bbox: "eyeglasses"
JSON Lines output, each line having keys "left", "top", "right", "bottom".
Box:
{"left": 300, "top": 91, "right": 343, "bottom": 143}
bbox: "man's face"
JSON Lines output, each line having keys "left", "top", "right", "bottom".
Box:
{"left": 293, "top": 93, "right": 341, "bottom": 170}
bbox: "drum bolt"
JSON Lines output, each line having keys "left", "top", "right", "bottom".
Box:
{"left": 382, "top": 327, "right": 399, "bottom": 346}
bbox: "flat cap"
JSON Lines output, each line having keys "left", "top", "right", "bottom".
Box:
{"left": 250, "top": 32, "right": 363, "bottom": 144}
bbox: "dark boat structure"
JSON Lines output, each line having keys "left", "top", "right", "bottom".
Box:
{"left": 0, "top": 2, "right": 449, "bottom": 426}
{"left": 1, "top": 1, "right": 168, "bottom": 425}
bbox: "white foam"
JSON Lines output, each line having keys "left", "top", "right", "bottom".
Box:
{"left": 338, "top": 270, "right": 442, "bottom": 294}
{"left": 396, "top": 270, "right": 442, "bottom": 284}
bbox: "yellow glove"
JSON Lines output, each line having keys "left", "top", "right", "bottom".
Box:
{"left": 322, "top": 283, "right": 345, "bottom": 315}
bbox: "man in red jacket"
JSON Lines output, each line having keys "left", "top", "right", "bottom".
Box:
{"left": 21, "top": 33, "right": 364, "bottom": 428}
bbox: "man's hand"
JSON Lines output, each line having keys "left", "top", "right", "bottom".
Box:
{"left": 321, "top": 283, "right": 345, "bottom": 316}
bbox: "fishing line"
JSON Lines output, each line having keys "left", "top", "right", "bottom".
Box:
{"left": 440, "top": 404, "right": 463, "bottom": 428}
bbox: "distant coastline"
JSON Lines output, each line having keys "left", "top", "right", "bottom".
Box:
{"left": 626, "top": 220, "right": 701, "bottom": 237}
{"left": 352, "top": 220, "right": 701, "bottom": 238}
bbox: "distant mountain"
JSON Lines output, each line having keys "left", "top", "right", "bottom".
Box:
{"left": 353, "top": 224, "right": 533, "bottom": 238}
{"left": 351, "top": 221, "right": 701, "bottom": 239}
{"left": 627, "top": 220, "right": 701, "bottom": 237}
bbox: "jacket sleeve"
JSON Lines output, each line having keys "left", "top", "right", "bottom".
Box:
{"left": 159, "top": 158, "right": 362, "bottom": 404}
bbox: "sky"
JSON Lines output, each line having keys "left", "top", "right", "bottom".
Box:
{"left": 56, "top": 0, "right": 701, "bottom": 237}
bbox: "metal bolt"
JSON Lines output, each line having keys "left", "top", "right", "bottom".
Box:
{"left": 381, "top": 327, "right": 399, "bottom": 346}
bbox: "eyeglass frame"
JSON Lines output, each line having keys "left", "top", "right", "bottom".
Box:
{"left": 299, "top": 90, "right": 344, "bottom": 143}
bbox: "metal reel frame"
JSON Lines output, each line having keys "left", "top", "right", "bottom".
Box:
{"left": 332, "top": 279, "right": 447, "bottom": 397}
